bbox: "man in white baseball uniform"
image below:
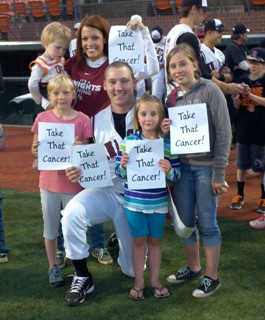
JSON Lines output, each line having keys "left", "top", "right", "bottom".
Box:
{"left": 61, "top": 61, "right": 136, "bottom": 306}
{"left": 201, "top": 19, "right": 232, "bottom": 83}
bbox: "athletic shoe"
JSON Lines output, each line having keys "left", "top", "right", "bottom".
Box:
{"left": 230, "top": 195, "right": 244, "bottom": 210}
{"left": 56, "top": 250, "right": 66, "bottom": 269}
{"left": 250, "top": 215, "right": 265, "bottom": 230}
{"left": 192, "top": 276, "right": 221, "bottom": 298}
{"left": 256, "top": 199, "right": 265, "bottom": 214}
{"left": 167, "top": 266, "right": 202, "bottom": 284}
{"left": 108, "top": 232, "right": 118, "bottom": 247}
{"left": 91, "top": 247, "right": 113, "bottom": 265}
{"left": 48, "top": 265, "right": 64, "bottom": 287}
{"left": 65, "top": 273, "right": 94, "bottom": 306}
{"left": 0, "top": 253, "right": 8, "bottom": 263}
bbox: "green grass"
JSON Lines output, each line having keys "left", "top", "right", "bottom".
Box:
{"left": 0, "top": 189, "right": 264, "bottom": 320}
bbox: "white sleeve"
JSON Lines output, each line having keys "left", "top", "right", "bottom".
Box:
{"left": 238, "top": 60, "right": 249, "bottom": 71}
{"left": 28, "top": 64, "right": 44, "bottom": 105}
{"left": 134, "top": 27, "right": 159, "bottom": 81}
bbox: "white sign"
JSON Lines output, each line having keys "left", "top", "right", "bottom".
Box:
{"left": 108, "top": 25, "right": 145, "bottom": 73}
{"left": 126, "top": 139, "right": 165, "bottom": 190}
{"left": 168, "top": 103, "right": 210, "bottom": 154}
{"left": 71, "top": 144, "right": 113, "bottom": 189}
{"left": 38, "top": 122, "right": 74, "bottom": 170}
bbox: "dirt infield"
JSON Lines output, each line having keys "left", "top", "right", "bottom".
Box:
{"left": 1, "top": 125, "right": 262, "bottom": 221}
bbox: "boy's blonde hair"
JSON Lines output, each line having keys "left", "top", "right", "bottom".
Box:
{"left": 133, "top": 93, "right": 165, "bottom": 131}
{"left": 41, "top": 22, "right": 71, "bottom": 47}
{"left": 47, "top": 74, "right": 76, "bottom": 108}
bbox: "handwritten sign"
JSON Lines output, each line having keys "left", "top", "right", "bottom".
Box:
{"left": 38, "top": 122, "right": 74, "bottom": 170}
{"left": 71, "top": 144, "right": 113, "bottom": 189}
{"left": 168, "top": 104, "right": 210, "bottom": 154}
{"left": 126, "top": 139, "right": 165, "bottom": 190}
{"left": 108, "top": 25, "right": 145, "bottom": 73}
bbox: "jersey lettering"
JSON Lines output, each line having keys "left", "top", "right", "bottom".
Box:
{"left": 55, "top": 65, "right": 64, "bottom": 74}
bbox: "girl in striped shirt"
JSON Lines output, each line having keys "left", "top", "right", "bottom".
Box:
{"left": 115, "top": 93, "right": 180, "bottom": 300}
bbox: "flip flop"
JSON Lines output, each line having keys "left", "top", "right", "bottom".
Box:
{"left": 129, "top": 288, "right": 144, "bottom": 300}
{"left": 151, "top": 286, "right": 170, "bottom": 299}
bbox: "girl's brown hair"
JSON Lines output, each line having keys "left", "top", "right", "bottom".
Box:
{"left": 133, "top": 93, "right": 165, "bottom": 131}
{"left": 76, "top": 15, "right": 110, "bottom": 69}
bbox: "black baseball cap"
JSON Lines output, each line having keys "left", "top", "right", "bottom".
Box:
{"left": 232, "top": 23, "right": 250, "bottom": 35}
{"left": 182, "top": 0, "right": 208, "bottom": 8}
{"left": 247, "top": 47, "right": 265, "bottom": 63}
{"left": 204, "top": 19, "right": 224, "bottom": 33}
{"left": 151, "top": 26, "right": 163, "bottom": 43}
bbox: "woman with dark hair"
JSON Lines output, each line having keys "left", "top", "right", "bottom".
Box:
{"left": 65, "top": 14, "right": 159, "bottom": 118}
{"left": 65, "top": 15, "right": 111, "bottom": 118}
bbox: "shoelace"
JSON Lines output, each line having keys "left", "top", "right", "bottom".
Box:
{"left": 201, "top": 278, "right": 212, "bottom": 292}
{"left": 69, "top": 276, "right": 88, "bottom": 293}
{"left": 95, "top": 248, "right": 109, "bottom": 260}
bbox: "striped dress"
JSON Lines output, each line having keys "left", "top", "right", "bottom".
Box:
{"left": 115, "top": 131, "right": 180, "bottom": 214}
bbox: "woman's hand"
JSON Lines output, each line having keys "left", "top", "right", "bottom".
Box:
{"left": 126, "top": 15, "right": 145, "bottom": 31}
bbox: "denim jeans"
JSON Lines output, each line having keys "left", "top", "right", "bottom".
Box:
{"left": 0, "top": 192, "right": 9, "bottom": 254}
{"left": 173, "top": 163, "right": 221, "bottom": 247}
{"left": 57, "top": 222, "right": 105, "bottom": 251}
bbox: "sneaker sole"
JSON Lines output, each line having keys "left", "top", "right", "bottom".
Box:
{"left": 65, "top": 284, "right": 95, "bottom": 306}
{"left": 0, "top": 257, "right": 8, "bottom": 263}
{"left": 256, "top": 209, "right": 265, "bottom": 214}
{"left": 167, "top": 273, "right": 203, "bottom": 284}
{"left": 230, "top": 201, "right": 244, "bottom": 210}
{"left": 249, "top": 224, "right": 265, "bottom": 230}
{"left": 192, "top": 283, "right": 221, "bottom": 298}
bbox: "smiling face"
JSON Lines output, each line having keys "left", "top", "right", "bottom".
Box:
{"left": 81, "top": 26, "right": 106, "bottom": 61}
{"left": 103, "top": 65, "right": 136, "bottom": 113}
{"left": 168, "top": 50, "right": 198, "bottom": 91}
{"left": 44, "top": 39, "right": 68, "bottom": 60}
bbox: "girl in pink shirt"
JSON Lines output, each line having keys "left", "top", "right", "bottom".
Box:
{"left": 31, "top": 74, "right": 91, "bottom": 287}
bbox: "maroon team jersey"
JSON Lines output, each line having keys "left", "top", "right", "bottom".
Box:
{"left": 65, "top": 56, "right": 110, "bottom": 118}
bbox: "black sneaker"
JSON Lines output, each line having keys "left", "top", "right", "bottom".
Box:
{"left": 108, "top": 232, "right": 118, "bottom": 247}
{"left": 192, "top": 276, "right": 221, "bottom": 298}
{"left": 65, "top": 273, "right": 94, "bottom": 306}
{"left": 167, "top": 266, "right": 202, "bottom": 284}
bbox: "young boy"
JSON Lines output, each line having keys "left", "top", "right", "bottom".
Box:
{"left": 28, "top": 22, "right": 71, "bottom": 110}
{"left": 230, "top": 47, "right": 265, "bottom": 215}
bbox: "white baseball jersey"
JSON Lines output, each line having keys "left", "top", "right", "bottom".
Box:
{"left": 164, "top": 24, "right": 200, "bottom": 94}
{"left": 92, "top": 105, "right": 134, "bottom": 194}
{"left": 201, "top": 43, "right": 225, "bottom": 72}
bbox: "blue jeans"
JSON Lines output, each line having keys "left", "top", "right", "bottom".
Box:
{"left": 173, "top": 164, "right": 221, "bottom": 247}
{"left": 0, "top": 192, "right": 9, "bottom": 254}
{"left": 57, "top": 221, "right": 105, "bottom": 251}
